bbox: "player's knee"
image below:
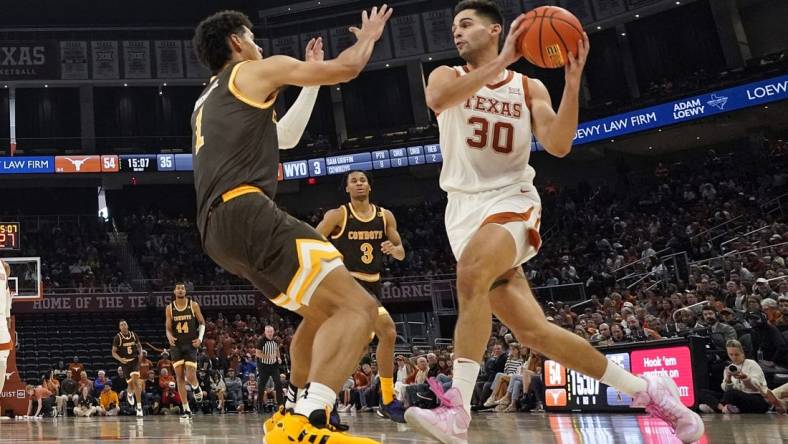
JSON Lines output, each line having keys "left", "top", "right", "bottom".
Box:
{"left": 377, "top": 316, "right": 397, "bottom": 344}
{"left": 456, "top": 262, "right": 493, "bottom": 299}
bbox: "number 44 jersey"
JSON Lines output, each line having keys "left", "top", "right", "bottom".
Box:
{"left": 437, "top": 67, "right": 536, "bottom": 194}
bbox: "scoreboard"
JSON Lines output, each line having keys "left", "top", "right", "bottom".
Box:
{"left": 279, "top": 144, "right": 443, "bottom": 181}
{"left": 543, "top": 338, "right": 707, "bottom": 412}
{"left": 0, "top": 144, "right": 446, "bottom": 181}
{"left": 0, "top": 222, "right": 20, "bottom": 251}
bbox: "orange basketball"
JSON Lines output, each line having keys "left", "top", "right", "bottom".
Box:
{"left": 518, "top": 6, "right": 584, "bottom": 69}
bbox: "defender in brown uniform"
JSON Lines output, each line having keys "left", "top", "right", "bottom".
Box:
{"left": 191, "top": 7, "right": 392, "bottom": 444}
{"left": 165, "top": 283, "right": 206, "bottom": 419}
{"left": 316, "top": 171, "right": 406, "bottom": 422}
{"left": 111, "top": 320, "right": 144, "bottom": 417}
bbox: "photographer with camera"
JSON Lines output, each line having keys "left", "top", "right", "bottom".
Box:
{"left": 698, "top": 339, "right": 769, "bottom": 413}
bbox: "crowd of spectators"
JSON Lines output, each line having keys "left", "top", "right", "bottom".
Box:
{"left": 16, "top": 218, "right": 129, "bottom": 294}
{"left": 24, "top": 312, "right": 299, "bottom": 418}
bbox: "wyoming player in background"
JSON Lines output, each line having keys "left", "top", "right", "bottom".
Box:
{"left": 165, "top": 283, "right": 206, "bottom": 419}
{"left": 316, "top": 171, "right": 406, "bottom": 422}
{"left": 112, "top": 320, "right": 144, "bottom": 417}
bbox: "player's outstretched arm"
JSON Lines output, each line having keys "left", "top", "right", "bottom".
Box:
{"left": 315, "top": 208, "right": 344, "bottom": 238}
{"left": 425, "top": 15, "right": 527, "bottom": 115}
{"left": 278, "top": 38, "right": 324, "bottom": 150}
{"left": 239, "top": 4, "right": 392, "bottom": 96}
{"left": 529, "top": 33, "right": 589, "bottom": 158}
{"left": 381, "top": 209, "right": 405, "bottom": 261}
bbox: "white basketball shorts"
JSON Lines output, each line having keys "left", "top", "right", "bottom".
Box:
{"left": 445, "top": 182, "right": 542, "bottom": 268}
{"left": 0, "top": 319, "right": 10, "bottom": 351}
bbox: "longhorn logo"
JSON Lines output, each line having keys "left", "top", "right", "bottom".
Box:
{"left": 63, "top": 157, "right": 90, "bottom": 172}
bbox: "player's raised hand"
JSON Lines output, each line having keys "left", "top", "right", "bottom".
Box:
{"left": 304, "top": 37, "right": 325, "bottom": 63}
{"left": 349, "top": 4, "right": 393, "bottom": 42}
{"left": 565, "top": 32, "right": 589, "bottom": 90}
{"left": 499, "top": 14, "right": 528, "bottom": 66}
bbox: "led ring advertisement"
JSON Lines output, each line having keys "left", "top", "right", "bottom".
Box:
{"left": 544, "top": 345, "right": 696, "bottom": 411}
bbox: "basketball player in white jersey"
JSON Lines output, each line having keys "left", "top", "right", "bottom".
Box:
{"left": 404, "top": 2, "right": 703, "bottom": 443}
{"left": 0, "top": 261, "right": 13, "bottom": 415}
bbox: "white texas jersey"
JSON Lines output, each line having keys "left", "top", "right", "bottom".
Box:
{"left": 438, "top": 67, "right": 536, "bottom": 194}
{"left": 0, "top": 264, "right": 8, "bottom": 320}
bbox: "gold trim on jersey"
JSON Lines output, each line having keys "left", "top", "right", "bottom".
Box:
{"left": 381, "top": 206, "right": 388, "bottom": 234}
{"left": 350, "top": 271, "right": 380, "bottom": 282}
{"left": 172, "top": 297, "right": 190, "bottom": 312}
{"left": 222, "top": 184, "right": 263, "bottom": 202}
{"left": 330, "top": 205, "right": 348, "bottom": 240}
{"left": 229, "top": 61, "right": 278, "bottom": 110}
{"left": 348, "top": 202, "right": 376, "bottom": 223}
{"left": 286, "top": 239, "right": 343, "bottom": 304}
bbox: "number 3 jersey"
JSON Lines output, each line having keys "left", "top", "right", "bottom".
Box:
{"left": 330, "top": 203, "right": 387, "bottom": 284}
{"left": 437, "top": 67, "right": 536, "bottom": 194}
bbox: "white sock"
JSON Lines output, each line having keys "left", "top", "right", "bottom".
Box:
{"left": 183, "top": 402, "right": 191, "bottom": 413}
{"left": 451, "top": 359, "right": 480, "bottom": 415}
{"left": 294, "top": 383, "right": 336, "bottom": 418}
{"left": 599, "top": 361, "right": 647, "bottom": 397}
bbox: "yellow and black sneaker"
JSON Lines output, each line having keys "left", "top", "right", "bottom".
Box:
{"left": 263, "top": 409, "right": 379, "bottom": 444}
{"left": 263, "top": 405, "right": 286, "bottom": 434}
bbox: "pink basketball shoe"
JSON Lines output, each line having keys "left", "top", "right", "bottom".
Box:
{"left": 632, "top": 375, "right": 705, "bottom": 443}
{"left": 404, "top": 382, "right": 470, "bottom": 444}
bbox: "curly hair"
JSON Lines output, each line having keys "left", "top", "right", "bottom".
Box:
{"left": 193, "top": 10, "right": 253, "bottom": 74}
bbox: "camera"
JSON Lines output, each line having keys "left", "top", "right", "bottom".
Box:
{"left": 728, "top": 364, "right": 739, "bottom": 374}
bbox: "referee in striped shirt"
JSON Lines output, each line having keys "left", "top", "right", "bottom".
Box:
{"left": 255, "top": 325, "right": 283, "bottom": 408}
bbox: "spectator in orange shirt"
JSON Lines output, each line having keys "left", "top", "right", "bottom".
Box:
{"left": 68, "top": 356, "right": 85, "bottom": 383}
{"left": 204, "top": 335, "right": 217, "bottom": 359}
{"left": 158, "top": 367, "right": 175, "bottom": 392}
{"left": 157, "top": 351, "right": 174, "bottom": 376}
{"left": 139, "top": 350, "right": 153, "bottom": 380}
{"left": 25, "top": 384, "right": 53, "bottom": 417}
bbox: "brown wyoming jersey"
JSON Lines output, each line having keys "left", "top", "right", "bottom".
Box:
{"left": 113, "top": 332, "right": 139, "bottom": 360}
{"left": 331, "top": 204, "right": 387, "bottom": 283}
{"left": 191, "top": 60, "right": 279, "bottom": 240}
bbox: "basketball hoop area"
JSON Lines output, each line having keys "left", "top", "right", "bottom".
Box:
{"left": 1, "top": 257, "right": 42, "bottom": 300}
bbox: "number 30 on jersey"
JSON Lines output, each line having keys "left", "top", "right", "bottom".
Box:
{"left": 466, "top": 117, "right": 514, "bottom": 154}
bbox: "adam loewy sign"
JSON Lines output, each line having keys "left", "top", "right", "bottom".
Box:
{"left": 13, "top": 290, "right": 260, "bottom": 313}
{"left": 573, "top": 74, "right": 788, "bottom": 145}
